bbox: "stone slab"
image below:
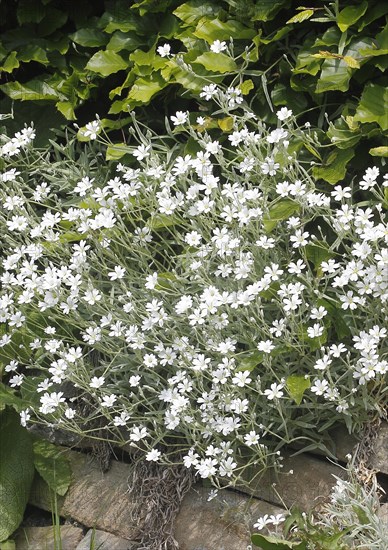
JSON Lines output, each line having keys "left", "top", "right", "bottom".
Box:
{"left": 369, "top": 422, "right": 388, "bottom": 475}
{"left": 174, "top": 485, "right": 285, "bottom": 550}
{"left": 236, "top": 452, "right": 345, "bottom": 510}
{"left": 29, "top": 449, "right": 143, "bottom": 541}
{"left": 14, "top": 525, "right": 84, "bottom": 550}
{"left": 76, "top": 529, "right": 136, "bottom": 550}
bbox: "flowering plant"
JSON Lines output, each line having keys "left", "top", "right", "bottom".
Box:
{"left": 0, "top": 89, "right": 386, "bottom": 486}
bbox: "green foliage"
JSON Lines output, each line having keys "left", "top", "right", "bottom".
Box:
{"left": 33, "top": 440, "right": 72, "bottom": 497}
{"left": 0, "top": 0, "right": 386, "bottom": 180}
{"left": 0, "top": 409, "right": 34, "bottom": 542}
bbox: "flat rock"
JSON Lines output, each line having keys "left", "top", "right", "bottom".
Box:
{"left": 14, "top": 525, "right": 84, "bottom": 550}
{"left": 236, "top": 452, "right": 345, "bottom": 510}
{"left": 378, "top": 503, "right": 388, "bottom": 524}
{"left": 174, "top": 485, "right": 285, "bottom": 550}
{"left": 369, "top": 422, "right": 388, "bottom": 475}
{"left": 29, "top": 449, "right": 143, "bottom": 541}
{"left": 76, "top": 529, "right": 136, "bottom": 550}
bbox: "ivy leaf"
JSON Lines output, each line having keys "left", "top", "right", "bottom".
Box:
{"left": 354, "top": 83, "right": 388, "bottom": 131}
{"left": 0, "top": 409, "right": 35, "bottom": 542}
{"left": 312, "top": 148, "right": 355, "bottom": 184}
{"left": 286, "top": 375, "right": 311, "bottom": 405}
{"left": 337, "top": 2, "right": 368, "bottom": 32}
{"left": 194, "top": 52, "right": 237, "bottom": 73}
{"left": 86, "top": 50, "right": 127, "bottom": 76}
{"left": 33, "top": 440, "right": 72, "bottom": 496}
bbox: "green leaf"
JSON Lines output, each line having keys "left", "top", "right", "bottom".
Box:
{"left": 354, "top": 83, "right": 388, "bottom": 131}
{"left": 0, "top": 383, "right": 29, "bottom": 413}
{"left": 218, "top": 117, "right": 234, "bottom": 132}
{"left": 239, "top": 79, "right": 254, "bottom": 95}
{"left": 194, "top": 52, "right": 237, "bottom": 73}
{"left": 173, "top": 2, "right": 221, "bottom": 25}
{"left": 86, "top": 50, "right": 127, "bottom": 76}
{"left": 0, "top": 540, "right": 16, "bottom": 550}
{"left": 251, "top": 533, "right": 306, "bottom": 549}
{"left": 263, "top": 199, "right": 300, "bottom": 232}
{"left": 56, "top": 101, "right": 75, "bottom": 120}
{"left": 287, "top": 9, "right": 314, "bottom": 24}
{"left": 70, "top": 28, "right": 109, "bottom": 48}
{"left": 0, "top": 80, "right": 64, "bottom": 102}
{"left": 250, "top": 0, "right": 288, "bottom": 22}
{"left": 18, "top": 45, "right": 49, "bottom": 65}
{"left": 286, "top": 375, "right": 311, "bottom": 405}
{"left": 105, "top": 143, "right": 131, "bottom": 160}
{"left": 337, "top": 2, "right": 368, "bottom": 32}
{"left": 369, "top": 146, "right": 388, "bottom": 157}
{"left": 315, "top": 57, "right": 351, "bottom": 93}
{"left": 106, "top": 31, "right": 145, "bottom": 52}
{"left": 193, "top": 18, "right": 255, "bottom": 42}
{"left": 305, "top": 242, "right": 333, "bottom": 269}
{"left": 147, "top": 214, "right": 180, "bottom": 230}
{"left": 236, "top": 351, "right": 264, "bottom": 372}
{"left": 0, "top": 409, "right": 35, "bottom": 542}
{"left": 312, "top": 148, "right": 355, "bottom": 184}
{"left": 127, "top": 74, "right": 167, "bottom": 105}
{"left": 33, "top": 440, "right": 72, "bottom": 496}
{"left": 16, "top": 0, "right": 45, "bottom": 24}
{"left": 1, "top": 52, "right": 19, "bottom": 73}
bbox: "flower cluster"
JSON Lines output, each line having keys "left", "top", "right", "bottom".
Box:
{"left": 0, "top": 97, "right": 386, "bottom": 486}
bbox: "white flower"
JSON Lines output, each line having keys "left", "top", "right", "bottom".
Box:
{"left": 83, "top": 120, "right": 101, "bottom": 140}
{"left": 257, "top": 340, "right": 275, "bottom": 354}
{"left": 100, "top": 394, "right": 117, "bottom": 407}
{"left": 210, "top": 40, "right": 227, "bottom": 53}
{"left": 263, "top": 383, "right": 284, "bottom": 400}
{"left": 108, "top": 265, "right": 125, "bottom": 280}
{"left": 20, "top": 409, "right": 31, "bottom": 427}
{"left": 311, "top": 379, "right": 329, "bottom": 396}
{"left": 244, "top": 431, "right": 260, "bottom": 446}
{"left": 157, "top": 43, "right": 171, "bottom": 57}
{"left": 307, "top": 323, "right": 324, "bottom": 339}
{"left": 276, "top": 107, "right": 293, "bottom": 121}
{"left": 146, "top": 448, "right": 161, "bottom": 462}
{"left": 253, "top": 514, "right": 271, "bottom": 530}
{"left": 170, "top": 111, "right": 188, "bottom": 126}
{"left": 130, "top": 426, "right": 149, "bottom": 442}
{"left": 90, "top": 376, "right": 105, "bottom": 389}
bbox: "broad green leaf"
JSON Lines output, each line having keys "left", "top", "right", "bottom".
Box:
{"left": 106, "top": 143, "right": 130, "bottom": 160}
{"left": 0, "top": 540, "right": 16, "bottom": 550}
{"left": 147, "top": 214, "right": 180, "bottom": 230}
{"left": 263, "top": 200, "right": 300, "bottom": 232}
{"left": 193, "top": 18, "right": 255, "bottom": 42}
{"left": 287, "top": 9, "right": 314, "bottom": 24}
{"left": 239, "top": 79, "right": 254, "bottom": 95}
{"left": 106, "top": 31, "right": 145, "bottom": 52}
{"left": 251, "top": 533, "right": 306, "bottom": 549}
{"left": 1, "top": 52, "right": 19, "bottom": 73}
{"left": 315, "top": 57, "right": 351, "bottom": 93}
{"left": 0, "top": 80, "right": 64, "bottom": 102}
{"left": 312, "top": 148, "right": 355, "bottom": 184}
{"left": 16, "top": 0, "right": 45, "bottom": 24}
{"left": 343, "top": 55, "right": 360, "bottom": 68}
{"left": 0, "top": 409, "right": 35, "bottom": 542}
{"left": 127, "top": 74, "right": 167, "bottom": 104}
{"left": 218, "top": 117, "right": 234, "bottom": 132}
{"left": 286, "top": 375, "right": 311, "bottom": 405}
{"left": 70, "top": 28, "right": 109, "bottom": 48}
{"left": 37, "top": 8, "right": 68, "bottom": 36}
{"left": 337, "top": 2, "right": 368, "bottom": 32}
{"left": 305, "top": 242, "right": 333, "bottom": 269}
{"left": 18, "top": 45, "right": 49, "bottom": 65}
{"left": 236, "top": 351, "right": 264, "bottom": 372}
{"left": 369, "top": 146, "right": 388, "bottom": 157}
{"left": 86, "top": 50, "right": 127, "bottom": 76}
{"left": 250, "top": 0, "right": 288, "bottom": 22}
{"left": 173, "top": 2, "right": 221, "bottom": 25}
{"left": 194, "top": 52, "right": 237, "bottom": 74}
{"left": 56, "top": 101, "right": 75, "bottom": 120}
{"left": 0, "top": 383, "right": 28, "bottom": 413}
{"left": 354, "top": 83, "right": 388, "bottom": 131}
{"left": 33, "top": 440, "right": 72, "bottom": 496}
{"left": 327, "top": 118, "right": 361, "bottom": 149}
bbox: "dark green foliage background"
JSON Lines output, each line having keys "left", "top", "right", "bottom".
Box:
{"left": 0, "top": 0, "right": 386, "bottom": 178}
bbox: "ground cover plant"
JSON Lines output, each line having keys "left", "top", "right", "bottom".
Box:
{"left": 0, "top": 84, "right": 387, "bottom": 494}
